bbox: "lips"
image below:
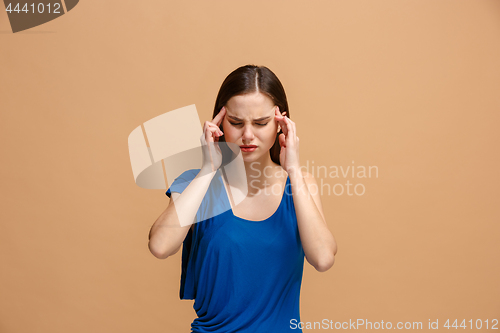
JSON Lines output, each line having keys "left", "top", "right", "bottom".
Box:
{"left": 240, "top": 145, "right": 257, "bottom": 152}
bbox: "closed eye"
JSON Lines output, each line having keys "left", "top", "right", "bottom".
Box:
{"left": 229, "top": 122, "right": 269, "bottom": 126}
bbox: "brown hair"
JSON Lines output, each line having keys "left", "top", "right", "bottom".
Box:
{"left": 212, "top": 65, "right": 290, "bottom": 165}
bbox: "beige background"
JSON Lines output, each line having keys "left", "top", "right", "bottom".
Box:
{"left": 1, "top": 1, "right": 499, "bottom": 332}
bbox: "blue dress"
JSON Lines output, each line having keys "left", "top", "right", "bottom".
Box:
{"left": 166, "top": 169, "right": 305, "bottom": 332}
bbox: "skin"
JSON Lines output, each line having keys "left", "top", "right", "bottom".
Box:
{"left": 223, "top": 92, "right": 282, "bottom": 183}
{"left": 208, "top": 91, "right": 338, "bottom": 272}
{"left": 150, "top": 91, "right": 338, "bottom": 270}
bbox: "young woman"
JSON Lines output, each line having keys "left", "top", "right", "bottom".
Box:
{"left": 148, "top": 65, "right": 337, "bottom": 332}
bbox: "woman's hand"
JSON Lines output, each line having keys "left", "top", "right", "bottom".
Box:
{"left": 200, "top": 107, "right": 226, "bottom": 172}
{"left": 274, "top": 107, "right": 300, "bottom": 175}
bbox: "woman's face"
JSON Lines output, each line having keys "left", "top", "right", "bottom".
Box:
{"left": 222, "top": 92, "right": 279, "bottom": 164}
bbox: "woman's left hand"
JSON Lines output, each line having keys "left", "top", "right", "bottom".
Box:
{"left": 275, "top": 107, "right": 300, "bottom": 175}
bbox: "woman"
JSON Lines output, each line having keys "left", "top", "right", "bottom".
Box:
{"left": 148, "top": 65, "right": 337, "bottom": 332}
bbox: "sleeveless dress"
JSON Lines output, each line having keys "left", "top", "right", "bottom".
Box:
{"left": 166, "top": 169, "right": 305, "bottom": 333}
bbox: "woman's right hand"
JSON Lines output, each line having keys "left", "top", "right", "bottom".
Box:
{"left": 200, "top": 106, "right": 226, "bottom": 172}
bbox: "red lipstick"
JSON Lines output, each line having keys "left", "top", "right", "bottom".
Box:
{"left": 240, "top": 145, "right": 257, "bottom": 152}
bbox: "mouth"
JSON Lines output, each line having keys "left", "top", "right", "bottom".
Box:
{"left": 239, "top": 145, "right": 257, "bottom": 152}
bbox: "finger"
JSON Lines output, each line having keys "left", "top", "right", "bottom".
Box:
{"left": 285, "top": 116, "right": 296, "bottom": 139}
{"left": 274, "top": 106, "right": 285, "bottom": 120}
{"left": 274, "top": 107, "right": 287, "bottom": 118}
{"left": 274, "top": 113, "right": 286, "bottom": 127}
{"left": 281, "top": 116, "right": 291, "bottom": 137}
{"left": 285, "top": 116, "right": 296, "bottom": 138}
{"left": 205, "top": 126, "right": 221, "bottom": 143}
{"left": 277, "top": 112, "right": 289, "bottom": 137}
{"left": 279, "top": 133, "right": 286, "bottom": 147}
{"left": 274, "top": 108, "right": 285, "bottom": 132}
{"left": 289, "top": 117, "right": 296, "bottom": 137}
{"left": 274, "top": 107, "right": 283, "bottom": 121}
{"left": 208, "top": 131, "right": 223, "bottom": 143}
{"left": 208, "top": 122, "right": 223, "bottom": 135}
{"left": 274, "top": 106, "right": 281, "bottom": 117}
{"left": 205, "top": 122, "right": 223, "bottom": 137}
{"left": 212, "top": 106, "right": 226, "bottom": 126}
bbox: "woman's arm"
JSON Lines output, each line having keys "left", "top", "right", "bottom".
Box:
{"left": 289, "top": 169, "right": 337, "bottom": 272}
{"left": 274, "top": 110, "right": 337, "bottom": 272}
{"left": 148, "top": 168, "right": 216, "bottom": 259}
{"left": 149, "top": 109, "right": 227, "bottom": 259}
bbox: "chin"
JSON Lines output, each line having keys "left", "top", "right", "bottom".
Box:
{"left": 241, "top": 155, "right": 259, "bottom": 163}
{"left": 241, "top": 151, "right": 269, "bottom": 164}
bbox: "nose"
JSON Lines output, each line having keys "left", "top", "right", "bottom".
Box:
{"left": 241, "top": 124, "right": 255, "bottom": 142}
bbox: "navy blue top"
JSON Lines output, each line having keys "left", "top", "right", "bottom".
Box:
{"left": 166, "top": 169, "right": 305, "bottom": 332}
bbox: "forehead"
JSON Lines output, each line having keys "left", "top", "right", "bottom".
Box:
{"left": 225, "top": 92, "right": 275, "bottom": 119}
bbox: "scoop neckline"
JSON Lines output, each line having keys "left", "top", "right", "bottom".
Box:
{"left": 220, "top": 171, "right": 289, "bottom": 223}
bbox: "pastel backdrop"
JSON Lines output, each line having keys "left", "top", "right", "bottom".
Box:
{"left": 1, "top": 1, "right": 499, "bottom": 332}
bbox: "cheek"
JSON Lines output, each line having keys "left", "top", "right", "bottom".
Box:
{"left": 262, "top": 126, "right": 277, "bottom": 144}
{"left": 222, "top": 125, "right": 238, "bottom": 142}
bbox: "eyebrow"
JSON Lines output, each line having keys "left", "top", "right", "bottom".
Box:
{"left": 227, "top": 115, "right": 272, "bottom": 122}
